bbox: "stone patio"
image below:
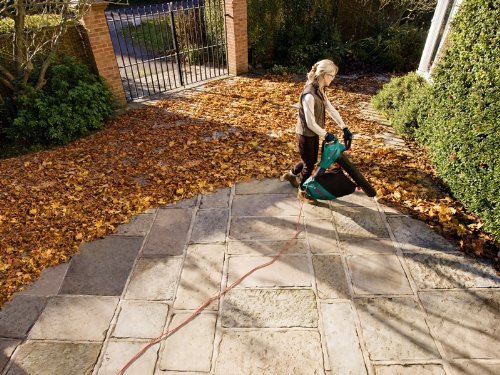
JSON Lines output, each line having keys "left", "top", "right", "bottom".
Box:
{"left": 0, "top": 178, "right": 498, "bottom": 375}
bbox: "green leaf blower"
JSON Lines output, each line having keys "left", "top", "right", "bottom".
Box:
{"left": 302, "top": 137, "right": 376, "bottom": 200}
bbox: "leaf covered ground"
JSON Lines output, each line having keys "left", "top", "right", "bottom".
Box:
{"left": 0, "top": 74, "right": 498, "bottom": 307}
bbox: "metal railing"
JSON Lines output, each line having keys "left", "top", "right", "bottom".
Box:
{"left": 106, "top": 0, "right": 227, "bottom": 101}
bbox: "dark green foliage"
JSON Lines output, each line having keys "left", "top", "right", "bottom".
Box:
{"left": 345, "top": 24, "right": 428, "bottom": 72}
{"left": 5, "top": 57, "right": 115, "bottom": 146}
{"left": 418, "top": 0, "right": 499, "bottom": 237}
{"left": 248, "top": 0, "right": 340, "bottom": 70}
{"left": 373, "top": 0, "right": 499, "bottom": 237}
{"left": 248, "top": 0, "right": 430, "bottom": 72}
{"left": 372, "top": 72, "right": 431, "bottom": 138}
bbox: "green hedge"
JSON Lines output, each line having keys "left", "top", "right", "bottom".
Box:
{"left": 373, "top": 0, "right": 499, "bottom": 237}
{"left": 372, "top": 72, "right": 431, "bottom": 138}
{"left": 0, "top": 14, "right": 63, "bottom": 34}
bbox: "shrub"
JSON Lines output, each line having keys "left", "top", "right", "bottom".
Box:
{"left": 248, "top": 0, "right": 339, "bottom": 69}
{"left": 6, "top": 57, "right": 115, "bottom": 145}
{"left": 417, "top": 0, "right": 499, "bottom": 237}
{"left": 372, "top": 72, "right": 430, "bottom": 138}
{"left": 372, "top": 0, "right": 499, "bottom": 237}
{"left": 247, "top": 0, "right": 431, "bottom": 72}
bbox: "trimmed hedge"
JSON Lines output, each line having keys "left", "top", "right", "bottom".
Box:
{"left": 372, "top": 73, "right": 431, "bottom": 138}
{"left": 373, "top": 0, "right": 499, "bottom": 237}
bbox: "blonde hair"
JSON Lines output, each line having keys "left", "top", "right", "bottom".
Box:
{"left": 306, "top": 59, "right": 339, "bottom": 85}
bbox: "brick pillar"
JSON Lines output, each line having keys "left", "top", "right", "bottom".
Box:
{"left": 83, "top": 1, "right": 126, "bottom": 106}
{"left": 225, "top": 0, "right": 248, "bottom": 75}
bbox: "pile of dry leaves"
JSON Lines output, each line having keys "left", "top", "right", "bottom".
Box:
{"left": 0, "top": 74, "right": 497, "bottom": 307}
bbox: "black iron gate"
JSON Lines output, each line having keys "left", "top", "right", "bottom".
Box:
{"left": 106, "top": 0, "right": 227, "bottom": 101}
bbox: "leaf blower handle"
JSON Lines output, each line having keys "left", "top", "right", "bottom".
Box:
{"left": 313, "top": 167, "right": 326, "bottom": 178}
{"left": 342, "top": 127, "right": 353, "bottom": 150}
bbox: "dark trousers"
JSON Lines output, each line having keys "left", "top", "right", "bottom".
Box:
{"left": 291, "top": 134, "right": 319, "bottom": 187}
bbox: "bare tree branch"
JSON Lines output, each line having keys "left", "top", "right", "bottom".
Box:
{"left": 2, "top": 0, "right": 136, "bottom": 96}
{"left": 0, "top": 74, "right": 15, "bottom": 92}
{"left": 0, "top": 63, "right": 15, "bottom": 82}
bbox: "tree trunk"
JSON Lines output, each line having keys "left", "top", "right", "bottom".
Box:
{"left": 13, "top": 0, "right": 27, "bottom": 77}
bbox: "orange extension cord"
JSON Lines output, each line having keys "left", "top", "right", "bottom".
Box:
{"left": 117, "top": 200, "right": 305, "bottom": 375}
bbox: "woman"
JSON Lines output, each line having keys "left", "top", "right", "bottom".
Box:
{"left": 281, "top": 59, "right": 352, "bottom": 203}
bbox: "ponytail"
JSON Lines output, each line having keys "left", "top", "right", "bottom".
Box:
{"left": 306, "top": 63, "right": 318, "bottom": 84}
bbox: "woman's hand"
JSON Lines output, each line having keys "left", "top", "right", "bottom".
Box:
{"left": 342, "top": 128, "right": 353, "bottom": 149}
{"left": 325, "top": 132, "right": 336, "bottom": 143}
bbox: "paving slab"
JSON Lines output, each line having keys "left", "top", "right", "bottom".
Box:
{"left": 333, "top": 206, "right": 389, "bottom": 239}
{"left": 320, "top": 302, "right": 367, "bottom": 375}
{"left": 142, "top": 208, "right": 192, "bottom": 255}
{"left": 19, "top": 262, "right": 69, "bottom": 296}
{"left": 229, "top": 216, "right": 304, "bottom": 240}
{"left": 307, "top": 219, "right": 339, "bottom": 253}
{"left": 113, "top": 301, "right": 169, "bottom": 339}
{"left": 374, "top": 364, "right": 446, "bottom": 374}
{"left": 235, "top": 179, "right": 295, "bottom": 194}
{"left": 125, "top": 257, "right": 183, "bottom": 300}
{"left": 97, "top": 339, "right": 160, "bottom": 375}
{"left": 355, "top": 297, "right": 440, "bottom": 360}
{"left": 450, "top": 360, "right": 500, "bottom": 375}
{"left": 174, "top": 244, "right": 225, "bottom": 310}
{"left": 214, "top": 330, "right": 324, "bottom": 375}
{"left": 190, "top": 209, "right": 228, "bottom": 243}
{"left": 348, "top": 255, "right": 412, "bottom": 295}
{"left": 419, "top": 290, "right": 500, "bottom": 359}
{"left": 114, "top": 213, "right": 155, "bottom": 237}
{"left": 226, "top": 255, "right": 311, "bottom": 287}
{"left": 29, "top": 296, "right": 118, "bottom": 341}
{"left": 231, "top": 194, "right": 300, "bottom": 217}
{"left": 0, "top": 339, "right": 20, "bottom": 372}
{"left": 340, "top": 238, "right": 398, "bottom": 255}
{"left": 221, "top": 289, "right": 318, "bottom": 328}
{"left": 200, "top": 187, "right": 230, "bottom": 208}
{"left": 59, "top": 236, "right": 142, "bottom": 296}
{"left": 163, "top": 196, "right": 198, "bottom": 208}
{"left": 0, "top": 295, "right": 46, "bottom": 339}
{"left": 330, "top": 190, "right": 377, "bottom": 208}
{"left": 313, "top": 255, "right": 350, "bottom": 299}
{"left": 302, "top": 201, "right": 333, "bottom": 219}
{"left": 404, "top": 252, "right": 500, "bottom": 289}
{"left": 227, "top": 239, "right": 308, "bottom": 255}
{"left": 378, "top": 202, "right": 406, "bottom": 216}
{"left": 159, "top": 313, "right": 216, "bottom": 372}
{"left": 387, "top": 216, "right": 456, "bottom": 252}
{"left": 6, "top": 341, "right": 101, "bottom": 375}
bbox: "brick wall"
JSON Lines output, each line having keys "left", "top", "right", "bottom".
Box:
{"left": 59, "top": 25, "right": 94, "bottom": 69}
{"left": 225, "top": 0, "right": 248, "bottom": 75}
{"left": 82, "top": 1, "right": 126, "bottom": 106}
